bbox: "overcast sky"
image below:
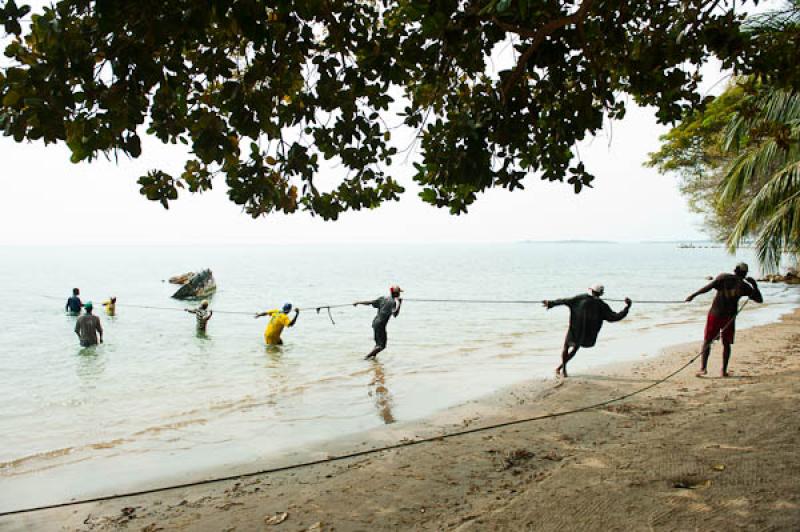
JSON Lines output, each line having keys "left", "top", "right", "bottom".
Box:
{"left": 1, "top": 3, "right": 772, "bottom": 246}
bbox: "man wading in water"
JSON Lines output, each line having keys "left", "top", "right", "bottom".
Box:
{"left": 75, "top": 301, "right": 103, "bottom": 347}
{"left": 685, "top": 262, "right": 763, "bottom": 377}
{"left": 185, "top": 300, "right": 213, "bottom": 333}
{"left": 543, "top": 284, "right": 631, "bottom": 378}
{"left": 354, "top": 285, "right": 403, "bottom": 360}
{"left": 255, "top": 303, "right": 300, "bottom": 346}
{"left": 66, "top": 288, "right": 82, "bottom": 315}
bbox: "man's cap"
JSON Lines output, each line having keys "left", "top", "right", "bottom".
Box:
{"left": 282, "top": 303, "right": 293, "bottom": 313}
{"left": 735, "top": 262, "right": 749, "bottom": 273}
{"left": 390, "top": 284, "right": 403, "bottom": 294}
{"left": 588, "top": 284, "right": 605, "bottom": 296}
{"left": 83, "top": 301, "right": 93, "bottom": 309}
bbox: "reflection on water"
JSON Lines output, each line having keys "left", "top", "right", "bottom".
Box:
{"left": 75, "top": 347, "right": 105, "bottom": 382}
{"left": 368, "top": 360, "right": 395, "bottom": 424}
{"left": 265, "top": 344, "right": 283, "bottom": 365}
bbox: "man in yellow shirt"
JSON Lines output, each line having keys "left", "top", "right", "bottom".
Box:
{"left": 102, "top": 296, "right": 117, "bottom": 316}
{"left": 255, "top": 303, "right": 300, "bottom": 345}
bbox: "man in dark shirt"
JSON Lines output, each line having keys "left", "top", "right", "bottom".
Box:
{"left": 66, "top": 288, "right": 82, "bottom": 315}
{"left": 75, "top": 302, "right": 103, "bottom": 347}
{"left": 354, "top": 285, "right": 403, "bottom": 360}
{"left": 685, "top": 262, "right": 763, "bottom": 377}
{"left": 543, "top": 284, "right": 632, "bottom": 378}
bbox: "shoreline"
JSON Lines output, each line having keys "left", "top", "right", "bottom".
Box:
{"left": 4, "top": 307, "right": 799, "bottom": 530}
{"left": 3, "top": 294, "right": 791, "bottom": 512}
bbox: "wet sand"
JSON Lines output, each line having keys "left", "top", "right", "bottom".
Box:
{"left": 3, "top": 310, "right": 799, "bottom": 531}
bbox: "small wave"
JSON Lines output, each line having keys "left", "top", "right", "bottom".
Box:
{"left": 1, "top": 418, "right": 212, "bottom": 474}
{"left": 0, "top": 437, "right": 126, "bottom": 473}
{"left": 131, "top": 419, "right": 207, "bottom": 437}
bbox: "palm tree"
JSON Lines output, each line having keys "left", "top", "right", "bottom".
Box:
{"left": 720, "top": 87, "right": 800, "bottom": 270}
{"left": 718, "top": 2, "right": 800, "bottom": 271}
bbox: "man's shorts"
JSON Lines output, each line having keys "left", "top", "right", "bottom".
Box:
{"left": 373, "top": 324, "right": 388, "bottom": 348}
{"left": 704, "top": 313, "right": 736, "bottom": 345}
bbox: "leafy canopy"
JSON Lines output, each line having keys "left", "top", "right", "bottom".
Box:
{"left": 0, "top": 0, "right": 787, "bottom": 219}
{"left": 649, "top": 1, "right": 800, "bottom": 270}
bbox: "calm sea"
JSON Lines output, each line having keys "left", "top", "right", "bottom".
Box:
{"left": 0, "top": 243, "right": 797, "bottom": 510}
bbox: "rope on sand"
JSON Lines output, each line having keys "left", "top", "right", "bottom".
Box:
{"left": 0, "top": 303, "right": 746, "bottom": 518}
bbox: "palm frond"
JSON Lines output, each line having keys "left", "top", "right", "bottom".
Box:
{"left": 720, "top": 138, "right": 784, "bottom": 202}
{"left": 728, "top": 159, "right": 800, "bottom": 241}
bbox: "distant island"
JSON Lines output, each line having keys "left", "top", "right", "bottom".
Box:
{"left": 638, "top": 239, "right": 717, "bottom": 245}
{"left": 519, "top": 240, "right": 619, "bottom": 244}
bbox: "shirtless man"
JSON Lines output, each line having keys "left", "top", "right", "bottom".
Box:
{"left": 686, "top": 263, "right": 763, "bottom": 377}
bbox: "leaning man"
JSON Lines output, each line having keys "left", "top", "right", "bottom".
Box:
{"left": 543, "top": 284, "right": 631, "bottom": 378}
{"left": 685, "top": 262, "right": 763, "bottom": 377}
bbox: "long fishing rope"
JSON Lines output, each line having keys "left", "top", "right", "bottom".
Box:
{"left": 43, "top": 293, "right": 691, "bottom": 327}
{"left": 44, "top": 294, "right": 689, "bottom": 316}
{"left": 0, "top": 302, "right": 747, "bottom": 518}
{"left": 405, "top": 297, "right": 687, "bottom": 304}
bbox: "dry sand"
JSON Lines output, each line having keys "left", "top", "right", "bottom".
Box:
{"left": 3, "top": 310, "right": 799, "bottom": 531}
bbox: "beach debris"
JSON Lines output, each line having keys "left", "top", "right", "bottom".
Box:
{"left": 542, "top": 451, "right": 563, "bottom": 462}
{"left": 171, "top": 269, "right": 216, "bottom": 300}
{"left": 141, "top": 524, "right": 164, "bottom": 532}
{"left": 502, "top": 449, "right": 535, "bottom": 470}
{"left": 486, "top": 448, "right": 535, "bottom": 471}
{"left": 168, "top": 272, "right": 194, "bottom": 285}
{"left": 264, "top": 511, "right": 289, "bottom": 525}
{"left": 217, "top": 501, "right": 244, "bottom": 511}
{"left": 672, "top": 477, "right": 712, "bottom": 490}
{"left": 306, "top": 523, "right": 324, "bottom": 531}
{"left": 711, "top": 464, "right": 726, "bottom": 471}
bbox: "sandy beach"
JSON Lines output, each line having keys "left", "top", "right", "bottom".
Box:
{"left": 4, "top": 308, "right": 799, "bottom": 531}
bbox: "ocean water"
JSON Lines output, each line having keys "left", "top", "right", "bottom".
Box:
{"left": 0, "top": 243, "right": 797, "bottom": 511}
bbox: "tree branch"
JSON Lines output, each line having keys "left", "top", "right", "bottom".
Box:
{"left": 499, "top": 0, "right": 595, "bottom": 102}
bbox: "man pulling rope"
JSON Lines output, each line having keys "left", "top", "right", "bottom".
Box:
{"left": 543, "top": 284, "right": 632, "bottom": 378}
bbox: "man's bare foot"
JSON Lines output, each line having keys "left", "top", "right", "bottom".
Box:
{"left": 696, "top": 369, "right": 707, "bottom": 377}
{"left": 555, "top": 368, "right": 562, "bottom": 377}
{"left": 722, "top": 371, "right": 732, "bottom": 378}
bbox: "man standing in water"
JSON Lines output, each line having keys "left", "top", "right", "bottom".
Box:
{"left": 185, "top": 300, "right": 213, "bottom": 333}
{"left": 75, "top": 302, "right": 103, "bottom": 347}
{"left": 354, "top": 285, "right": 403, "bottom": 360}
{"left": 543, "top": 284, "right": 631, "bottom": 378}
{"left": 102, "top": 296, "right": 117, "bottom": 316}
{"left": 685, "top": 262, "right": 763, "bottom": 377}
{"left": 255, "top": 303, "right": 300, "bottom": 345}
{"left": 66, "top": 288, "right": 82, "bottom": 315}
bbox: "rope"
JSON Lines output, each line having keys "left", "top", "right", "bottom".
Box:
{"left": 123, "top": 303, "right": 254, "bottom": 316}
{"left": 0, "top": 302, "right": 747, "bottom": 518}
{"left": 405, "top": 297, "right": 686, "bottom": 305}
{"left": 45, "top": 294, "right": 696, "bottom": 331}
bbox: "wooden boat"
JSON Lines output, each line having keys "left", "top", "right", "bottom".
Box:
{"left": 171, "top": 269, "right": 217, "bottom": 300}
